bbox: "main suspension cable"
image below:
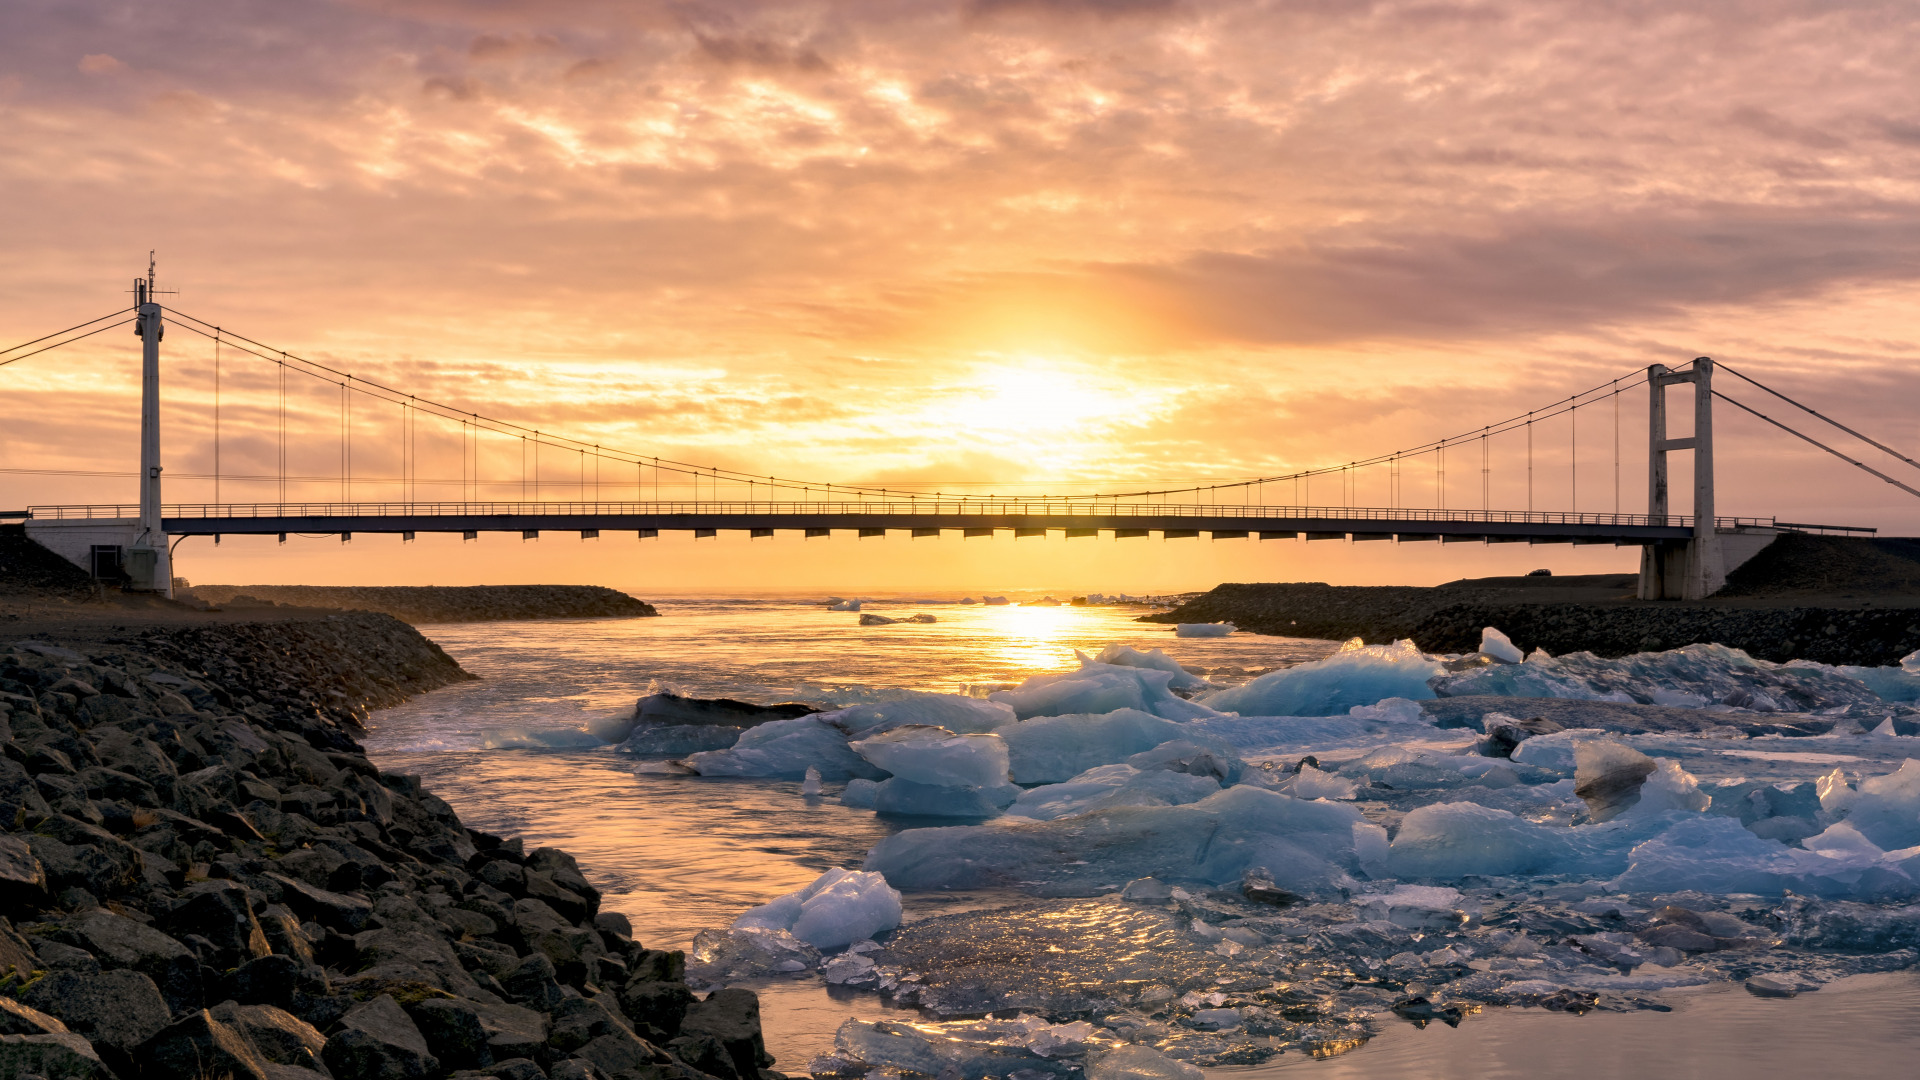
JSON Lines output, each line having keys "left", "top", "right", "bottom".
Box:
{"left": 1714, "top": 391, "right": 1920, "bottom": 501}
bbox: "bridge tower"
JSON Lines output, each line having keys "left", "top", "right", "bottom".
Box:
{"left": 1639, "top": 357, "right": 1724, "bottom": 600}
{"left": 127, "top": 258, "right": 171, "bottom": 594}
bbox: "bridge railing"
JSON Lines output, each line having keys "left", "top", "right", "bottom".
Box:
{"left": 25, "top": 500, "right": 1780, "bottom": 530}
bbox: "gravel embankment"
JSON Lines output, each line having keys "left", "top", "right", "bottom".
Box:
{"left": 181, "top": 586, "right": 659, "bottom": 624}
{"left": 1406, "top": 603, "right": 1920, "bottom": 665}
{"left": 0, "top": 613, "right": 763, "bottom": 1080}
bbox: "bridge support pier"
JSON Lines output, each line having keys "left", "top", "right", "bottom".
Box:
{"left": 1638, "top": 357, "right": 1723, "bottom": 601}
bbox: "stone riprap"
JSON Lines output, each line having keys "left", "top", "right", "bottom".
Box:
{"left": 0, "top": 614, "right": 766, "bottom": 1080}
{"left": 179, "top": 586, "right": 659, "bottom": 624}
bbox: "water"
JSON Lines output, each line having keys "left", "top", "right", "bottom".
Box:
{"left": 360, "top": 597, "right": 1920, "bottom": 1077}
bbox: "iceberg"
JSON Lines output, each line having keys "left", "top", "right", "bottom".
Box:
{"left": 996, "top": 709, "right": 1189, "bottom": 783}
{"left": 1435, "top": 643, "right": 1887, "bottom": 711}
{"left": 851, "top": 726, "right": 1012, "bottom": 788}
{"left": 1388, "top": 802, "right": 1574, "bottom": 879}
{"left": 618, "top": 723, "right": 745, "bottom": 755}
{"left": 831, "top": 1018, "right": 1083, "bottom": 1080}
{"left": 1824, "top": 759, "right": 1920, "bottom": 850}
{"left": 1004, "top": 764, "right": 1221, "bottom": 821}
{"left": 840, "top": 778, "right": 880, "bottom": 808}
{"left": 865, "top": 786, "right": 1370, "bottom": 896}
{"left": 1175, "top": 623, "right": 1235, "bottom": 638}
{"left": 824, "top": 693, "right": 1017, "bottom": 738}
{"left": 685, "top": 715, "right": 887, "bottom": 780}
{"left": 1094, "top": 644, "right": 1216, "bottom": 691}
{"left": 1478, "top": 627, "right": 1524, "bottom": 664}
{"left": 872, "top": 777, "right": 1021, "bottom": 817}
{"left": 829, "top": 599, "right": 862, "bottom": 611}
{"left": 1200, "top": 638, "right": 1443, "bottom": 716}
{"left": 733, "top": 867, "right": 903, "bottom": 949}
{"left": 991, "top": 656, "right": 1222, "bottom": 721}
{"left": 1086, "top": 1045, "right": 1204, "bottom": 1080}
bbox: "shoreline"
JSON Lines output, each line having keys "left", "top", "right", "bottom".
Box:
{"left": 0, "top": 607, "right": 764, "bottom": 1080}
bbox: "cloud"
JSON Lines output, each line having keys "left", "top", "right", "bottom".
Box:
{"left": 77, "top": 53, "right": 125, "bottom": 74}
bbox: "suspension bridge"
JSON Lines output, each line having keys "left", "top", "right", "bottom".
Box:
{"left": 4, "top": 263, "right": 1913, "bottom": 602}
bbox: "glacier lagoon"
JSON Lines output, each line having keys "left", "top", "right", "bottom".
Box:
{"left": 362, "top": 595, "right": 1920, "bottom": 1077}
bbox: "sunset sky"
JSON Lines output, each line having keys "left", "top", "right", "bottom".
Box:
{"left": 2, "top": 0, "right": 1917, "bottom": 592}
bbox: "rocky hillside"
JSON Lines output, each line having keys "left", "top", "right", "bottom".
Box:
{"left": 0, "top": 614, "right": 765, "bottom": 1080}
{"left": 180, "top": 586, "right": 659, "bottom": 624}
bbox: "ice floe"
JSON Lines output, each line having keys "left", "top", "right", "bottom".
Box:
{"left": 733, "top": 867, "right": 903, "bottom": 949}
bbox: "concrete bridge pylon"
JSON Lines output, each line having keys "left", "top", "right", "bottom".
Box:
{"left": 1640, "top": 357, "right": 1731, "bottom": 600}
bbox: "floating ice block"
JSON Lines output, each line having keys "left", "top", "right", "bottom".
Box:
{"left": 733, "top": 867, "right": 904, "bottom": 949}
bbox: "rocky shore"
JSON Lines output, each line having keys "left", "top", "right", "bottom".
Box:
{"left": 179, "top": 586, "right": 659, "bottom": 624}
{"left": 1146, "top": 536, "right": 1920, "bottom": 666}
{"left": 0, "top": 613, "right": 765, "bottom": 1080}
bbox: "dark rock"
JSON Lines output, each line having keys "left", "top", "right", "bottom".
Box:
{"left": 468, "top": 1001, "right": 549, "bottom": 1065}
{"left": 0, "top": 997, "right": 70, "bottom": 1036}
{"left": 0, "top": 835, "right": 48, "bottom": 909}
{"left": 140, "top": 1009, "right": 275, "bottom": 1080}
{"left": 322, "top": 995, "right": 440, "bottom": 1080}
{"left": 265, "top": 873, "right": 375, "bottom": 932}
{"left": 220, "top": 954, "right": 333, "bottom": 1014}
{"left": 616, "top": 981, "right": 693, "bottom": 1043}
{"left": 168, "top": 881, "right": 272, "bottom": 968}
{"left": 257, "top": 903, "right": 318, "bottom": 965}
{"left": 207, "top": 1002, "right": 329, "bottom": 1075}
{"left": 679, "top": 989, "right": 771, "bottom": 1080}
{"left": 21, "top": 969, "right": 170, "bottom": 1059}
{"left": 70, "top": 911, "right": 202, "bottom": 1015}
{"left": 477, "top": 1060, "right": 547, "bottom": 1080}
{"left": 505, "top": 954, "right": 568, "bottom": 1013}
{"left": 547, "top": 998, "right": 631, "bottom": 1054}
{"left": 573, "top": 1032, "right": 667, "bottom": 1080}
{"left": 666, "top": 1033, "right": 736, "bottom": 1080}
{"left": 634, "top": 694, "right": 815, "bottom": 731}
{"left": 408, "top": 998, "right": 494, "bottom": 1071}
{"left": 0, "top": 1031, "right": 113, "bottom": 1080}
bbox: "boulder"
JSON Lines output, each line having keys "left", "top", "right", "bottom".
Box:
{"left": 265, "top": 873, "right": 375, "bottom": 932}
{"left": 323, "top": 996, "right": 439, "bottom": 1080}
{"left": 0, "top": 835, "right": 48, "bottom": 909}
{"left": 0, "top": 996, "right": 69, "bottom": 1036}
{"left": 21, "top": 969, "right": 171, "bottom": 1061}
{"left": 140, "top": 1009, "right": 275, "bottom": 1080}
{"left": 467, "top": 1001, "right": 548, "bottom": 1066}
{"left": 546, "top": 998, "right": 631, "bottom": 1055}
{"left": 665, "top": 1033, "right": 736, "bottom": 1080}
{"left": 220, "top": 954, "right": 334, "bottom": 1015}
{"left": 208, "top": 1002, "right": 329, "bottom": 1075}
{"left": 408, "top": 998, "right": 493, "bottom": 1071}
{"left": 616, "top": 981, "right": 693, "bottom": 1042}
{"left": 73, "top": 910, "right": 202, "bottom": 1013}
{"left": 167, "top": 881, "right": 272, "bottom": 968}
{"left": 678, "top": 990, "right": 770, "bottom": 1080}
{"left": 0, "top": 1031, "right": 113, "bottom": 1080}
{"left": 504, "top": 954, "right": 568, "bottom": 1013}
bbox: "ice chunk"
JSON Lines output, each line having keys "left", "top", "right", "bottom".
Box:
{"left": 733, "top": 867, "right": 903, "bottom": 949}
{"left": 1573, "top": 741, "right": 1659, "bottom": 822}
{"left": 851, "top": 726, "right": 1011, "bottom": 788}
{"left": 1120, "top": 876, "right": 1174, "bottom": 901}
{"left": 840, "top": 778, "right": 880, "bottom": 808}
{"left": 619, "top": 723, "right": 745, "bottom": 755}
{"left": 1834, "top": 759, "right": 1920, "bottom": 850}
{"left": 1479, "top": 627, "right": 1524, "bottom": 664}
{"left": 1608, "top": 815, "right": 1837, "bottom": 896}
{"left": 991, "top": 658, "right": 1221, "bottom": 721}
{"left": 1278, "top": 764, "right": 1358, "bottom": 801}
{"left": 1508, "top": 729, "right": 1593, "bottom": 774}
{"left": 823, "top": 693, "right": 1018, "bottom": 738}
{"left": 1094, "top": 644, "right": 1216, "bottom": 691}
{"left": 802, "top": 766, "right": 823, "bottom": 797}
{"left": 866, "top": 785, "right": 1369, "bottom": 896}
{"left": 829, "top": 599, "right": 862, "bottom": 611}
{"left": 477, "top": 726, "right": 608, "bottom": 749}
{"left": 860, "top": 613, "right": 899, "bottom": 625}
{"left": 1817, "top": 767, "right": 1858, "bottom": 818}
{"left": 1379, "top": 884, "right": 1462, "bottom": 910}
{"left": 1200, "top": 638, "right": 1442, "bottom": 716}
{"left": 1085, "top": 1045, "right": 1203, "bottom": 1080}
{"left": 685, "top": 715, "right": 886, "bottom": 781}
{"left": 1625, "top": 760, "right": 1711, "bottom": 817}
{"left": 1085, "top": 1045, "right": 1205, "bottom": 1080}
{"left": 832, "top": 1019, "right": 1081, "bottom": 1080}
{"left": 1353, "top": 822, "right": 1390, "bottom": 877}
{"left": 1436, "top": 642, "right": 1886, "bottom": 711}
{"left": 1388, "top": 802, "right": 1572, "bottom": 879}
{"left": 1005, "top": 764, "right": 1220, "bottom": 821}
{"left": 1175, "top": 623, "right": 1235, "bottom": 638}
{"left": 996, "top": 709, "right": 1188, "bottom": 783}
{"left": 1125, "top": 739, "right": 1243, "bottom": 784}
{"left": 1346, "top": 697, "right": 1431, "bottom": 724}
{"left": 688, "top": 925, "right": 823, "bottom": 980}
{"left": 872, "top": 777, "right": 1021, "bottom": 817}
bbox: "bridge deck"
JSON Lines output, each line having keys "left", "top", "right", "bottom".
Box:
{"left": 23, "top": 501, "right": 1782, "bottom": 544}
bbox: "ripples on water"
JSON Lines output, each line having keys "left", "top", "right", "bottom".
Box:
{"left": 363, "top": 597, "right": 1331, "bottom": 948}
